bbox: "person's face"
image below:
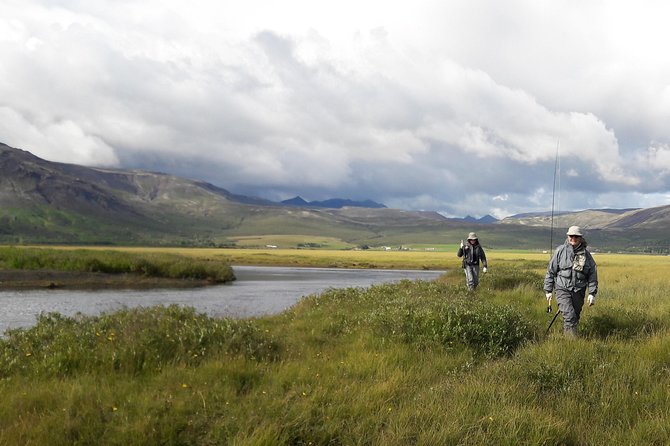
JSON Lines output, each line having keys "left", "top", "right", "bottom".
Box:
{"left": 468, "top": 239, "right": 476, "bottom": 244}
{"left": 568, "top": 234, "right": 582, "bottom": 246}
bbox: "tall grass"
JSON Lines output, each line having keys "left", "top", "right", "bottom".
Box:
{"left": 0, "top": 246, "right": 234, "bottom": 282}
{"left": 0, "top": 306, "right": 279, "bottom": 378}
{"left": 1, "top": 253, "right": 669, "bottom": 444}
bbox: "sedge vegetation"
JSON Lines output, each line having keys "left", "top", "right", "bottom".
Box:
{"left": 0, "top": 246, "right": 235, "bottom": 284}
{"left": 1, "top": 252, "right": 670, "bottom": 444}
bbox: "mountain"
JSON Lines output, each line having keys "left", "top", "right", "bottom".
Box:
{"left": 498, "top": 207, "right": 669, "bottom": 230}
{"left": 0, "top": 142, "right": 254, "bottom": 243}
{"left": 603, "top": 206, "right": 670, "bottom": 230}
{"left": 1, "top": 142, "right": 668, "bottom": 252}
{"left": 459, "top": 214, "right": 499, "bottom": 224}
{"left": 499, "top": 207, "right": 670, "bottom": 253}
{"left": 478, "top": 215, "right": 499, "bottom": 224}
{"left": 0, "top": 143, "right": 458, "bottom": 246}
{"left": 281, "top": 196, "right": 310, "bottom": 206}
{"left": 280, "top": 196, "right": 387, "bottom": 209}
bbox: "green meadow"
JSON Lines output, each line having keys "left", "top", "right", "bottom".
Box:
{"left": 24, "top": 245, "right": 459, "bottom": 270}
{"left": 1, "top": 248, "right": 670, "bottom": 444}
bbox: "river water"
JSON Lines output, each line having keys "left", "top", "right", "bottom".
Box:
{"left": 0, "top": 266, "right": 444, "bottom": 333}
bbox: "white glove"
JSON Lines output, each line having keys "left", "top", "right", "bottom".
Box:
{"left": 588, "top": 294, "right": 595, "bottom": 306}
{"left": 482, "top": 267, "right": 487, "bottom": 273}
{"left": 460, "top": 240, "right": 464, "bottom": 248}
{"left": 545, "top": 292, "right": 552, "bottom": 304}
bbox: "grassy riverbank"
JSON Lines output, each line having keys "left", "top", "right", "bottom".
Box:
{"left": 0, "top": 246, "right": 235, "bottom": 288}
{"left": 1, "top": 252, "right": 670, "bottom": 444}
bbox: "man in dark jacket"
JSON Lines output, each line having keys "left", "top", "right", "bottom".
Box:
{"left": 457, "top": 232, "right": 488, "bottom": 290}
{"left": 544, "top": 225, "right": 598, "bottom": 337}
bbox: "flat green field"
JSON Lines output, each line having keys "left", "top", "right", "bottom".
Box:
{"left": 24, "top": 244, "right": 660, "bottom": 272}
{"left": 24, "top": 245, "right": 462, "bottom": 270}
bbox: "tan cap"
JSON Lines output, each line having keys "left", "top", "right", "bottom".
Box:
{"left": 566, "top": 226, "right": 583, "bottom": 236}
{"left": 467, "top": 232, "right": 478, "bottom": 240}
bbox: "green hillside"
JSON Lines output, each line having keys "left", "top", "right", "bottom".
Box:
{"left": 1, "top": 142, "right": 668, "bottom": 252}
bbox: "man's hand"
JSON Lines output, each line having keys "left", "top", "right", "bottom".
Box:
{"left": 588, "top": 294, "right": 595, "bottom": 306}
{"left": 482, "top": 267, "right": 487, "bottom": 273}
{"left": 545, "top": 292, "right": 552, "bottom": 304}
{"left": 460, "top": 240, "right": 464, "bottom": 248}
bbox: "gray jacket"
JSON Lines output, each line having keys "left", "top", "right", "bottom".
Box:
{"left": 457, "top": 243, "right": 487, "bottom": 268}
{"left": 544, "top": 241, "right": 598, "bottom": 295}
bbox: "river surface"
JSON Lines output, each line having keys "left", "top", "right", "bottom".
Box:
{"left": 0, "top": 265, "right": 444, "bottom": 333}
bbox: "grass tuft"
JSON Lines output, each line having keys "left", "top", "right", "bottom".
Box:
{"left": 0, "top": 305, "right": 279, "bottom": 378}
{"left": 581, "top": 308, "right": 664, "bottom": 340}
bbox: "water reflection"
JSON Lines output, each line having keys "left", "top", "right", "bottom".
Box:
{"left": 0, "top": 266, "right": 444, "bottom": 333}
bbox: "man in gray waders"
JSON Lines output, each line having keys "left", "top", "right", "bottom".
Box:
{"left": 544, "top": 226, "right": 598, "bottom": 337}
{"left": 457, "top": 232, "right": 488, "bottom": 290}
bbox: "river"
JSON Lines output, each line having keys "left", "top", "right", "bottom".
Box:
{"left": 0, "top": 265, "right": 444, "bottom": 333}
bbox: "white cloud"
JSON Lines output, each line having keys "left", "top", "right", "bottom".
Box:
{"left": 0, "top": 107, "right": 118, "bottom": 166}
{"left": 1, "top": 0, "right": 670, "bottom": 217}
{"left": 638, "top": 144, "right": 670, "bottom": 174}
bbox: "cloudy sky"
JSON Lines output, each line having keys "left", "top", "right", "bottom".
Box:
{"left": 2, "top": 0, "right": 670, "bottom": 218}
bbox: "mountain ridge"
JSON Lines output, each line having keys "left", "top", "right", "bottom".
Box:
{"left": 458, "top": 214, "right": 499, "bottom": 224}
{"left": 1, "top": 142, "right": 669, "bottom": 252}
{"left": 280, "top": 196, "right": 387, "bottom": 209}
{"left": 500, "top": 206, "right": 670, "bottom": 230}
{"left": 0, "top": 142, "right": 460, "bottom": 246}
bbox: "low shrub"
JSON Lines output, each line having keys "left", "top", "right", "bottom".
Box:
{"left": 0, "top": 305, "right": 280, "bottom": 378}
{"left": 438, "top": 263, "right": 544, "bottom": 291}
{"left": 482, "top": 264, "right": 545, "bottom": 291}
{"left": 361, "top": 281, "right": 536, "bottom": 357}
{"left": 442, "top": 300, "right": 535, "bottom": 356}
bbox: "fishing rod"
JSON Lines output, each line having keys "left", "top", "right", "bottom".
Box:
{"left": 545, "top": 309, "right": 561, "bottom": 336}
{"left": 549, "top": 140, "right": 560, "bottom": 256}
{"left": 546, "top": 141, "right": 560, "bottom": 316}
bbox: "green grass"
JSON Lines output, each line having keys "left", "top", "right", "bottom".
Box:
{"left": 56, "top": 246, "right": 456, "bottom": 270}
{"left": 0, "top": 306, "right": 279, "bottom": 378}
{"left": 0, "top": 246, "right": 235, "bottom": 282}
{"left": 229, "top": 234, "right": 356, "bottom": 250}
{"left": 1, "top": 254, "right": 669, "bottom": 444}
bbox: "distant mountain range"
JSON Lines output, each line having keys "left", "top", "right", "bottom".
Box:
{"left": 280, "top": 196, "right": 387, "bottom": 209}
{"left": 1, "top": 142, "right": 668, "bottom": 252}
{"left": 460, "top": 214, "right": 499, "bottom": 224}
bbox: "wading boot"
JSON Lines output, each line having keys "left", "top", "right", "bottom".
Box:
{"left": 563, "top": 326, "right": 578, "bottom": 338}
